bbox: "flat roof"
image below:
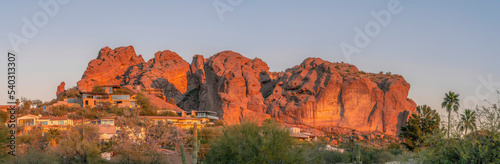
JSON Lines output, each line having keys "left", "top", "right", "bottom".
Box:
{"left": 185, "top": 110, "right": 218, "bottom": 114}
{"left": 290, "top": 133, "right": 309, "bottom": 139}
{"left": 81, "top": 92, "right": 108, "bottom": 95}
{"left": 139, "top": 116, "right": 204, "bottom": 120}
{"left": 101, "top": 85, "right": 122, "bottom": 87}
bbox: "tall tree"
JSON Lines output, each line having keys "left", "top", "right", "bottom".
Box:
{"left": 442, "top": 91, "right": 460, "bottom": 138}
{"left": 399, "top": 105, "right": 440, "bottom": 151}
{"left": 458, "top": 109, "right": 477, "bottom": 136}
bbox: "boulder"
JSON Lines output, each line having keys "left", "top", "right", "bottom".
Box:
{"left": 56, "top": 81, "right": 65, "bottom": 96}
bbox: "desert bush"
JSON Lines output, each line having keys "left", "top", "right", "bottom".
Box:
{"left": 57, "top": 125, "right": 102, "bottom": 163}
{"left": 113, "top": 117, "right": 182, "bottom": 163}
{"left": 57, "top": 87, "right": 81, "bottom": 101}
{"left": 114, "top": 87, "right": 132, "bottom": 94}
{"left": 50, "top": 105, "right": 80, "bottom": 116}
{"left": 421, "top": 130, "right": 500, "bottom": 163}
{"left": 204, "top": 120, "right": 305, "bottom": 164}
{"left": 7, "top": 149, "right": 59, "bottom": 164}
{"left": 91, "top": 86, "right": 105, "bottom": 93}
{"left": 0, "top": 124, "right": 12, "bottom": 163}
{"left": 0, "top": 111, "right": 8, "bottom": 123}
{"left": 167, "top": 97, "right": 176, "bottom": 105}
{"left": 321, "top": 150, "right": 351, "bottom": 163}
{"left": 157, "top": 109, "right": 179, "bottom": 117}
{"left": 420, "top": 97, "right": 500, "bottom": 163}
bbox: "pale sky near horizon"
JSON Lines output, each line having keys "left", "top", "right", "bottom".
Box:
{"left": 0, "top": 1, "right": 499, "bottom": 116}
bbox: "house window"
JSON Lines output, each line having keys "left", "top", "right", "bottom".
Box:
{"left": 103, "top": 121, "right": 108, "bottom": 124}
{"left": 85, "top": 101, "right": 88, "bottom": 106}
{"left": 42, "top": 121, "right": 48, "bottom": 125}
{"left": 94, "top": 101, "right": 96, "bottom": 105}
{"left": 59, "top": 121, "right": 64, "bottom": 125}
{"left": 109, "top": 120, "right": 114, "bottom": 125}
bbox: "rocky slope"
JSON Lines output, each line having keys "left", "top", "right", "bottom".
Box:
{"left": 76, "top": 46, "right": 416, "bottom": 136}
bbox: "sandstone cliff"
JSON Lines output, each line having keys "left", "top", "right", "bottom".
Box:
{"left": 76, "top": 46, "right": 416, "bottom": 135}
{"left": 77, "top": 46, "right": 145, "bottom": 92}
{"left": 265, "top": 58, "right": 416, "bottom": 135}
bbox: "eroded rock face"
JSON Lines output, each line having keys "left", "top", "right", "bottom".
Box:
{"left": 265, "top": 58, "right": 416, "bottom": 135}
{"left": 77, "top": 46, "right": 189, "bottom": 103}
{"left": 124, "top": 50, "right": 190, "bottom": 102}
{"left": 77, "top": 46, "right": 145, "bottom": 92}
{"left": 77, "top": 46, "right": 416, "bottom": 135}
{"left": 56, "top": 81, "right": 65, "bottom": 96}
{"left": 182, "top": 51, "right": 271, "bottom": 125}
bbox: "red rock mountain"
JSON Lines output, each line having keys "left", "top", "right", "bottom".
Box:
{"left": 77, "top": 46, "right": 416, "bottom": 136}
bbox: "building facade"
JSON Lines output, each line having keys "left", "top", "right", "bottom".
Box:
{"left": 81, "top": 85, "right": 137, "bottom": 108}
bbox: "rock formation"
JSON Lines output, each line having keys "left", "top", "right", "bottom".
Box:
{"left": 77, "top": 46, "right": 145, "bottom": 92}
{"left": 76, "top": 46, "right": 416, "bottom": 136}
{"left": 265, "top": 58, "right": 416, "bottom": 135}
{"left": 77, "top": 46, "right": 189, "bottom": 102}
{"left": 182, "top": 51, "right": 272, "bottom": 124}
{"left": 56, "top": 81, "right": 65, "bottom": 96}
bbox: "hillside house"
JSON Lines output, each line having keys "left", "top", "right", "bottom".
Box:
{"left": 288, "top": 127, "right": 318, "bottom": 142}
{"left": 81, "top": 85, "right": 137, "bottom": 108}
{"left": 178, "top": 110, "right": 219, "bottom": 122}
{"left": 17, "top": 115, "right": 73, "bottom": 134}
{"left": 139, "top": 116, "right": 210, "bottom": 129}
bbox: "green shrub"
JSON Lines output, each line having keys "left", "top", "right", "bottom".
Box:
{"left": 167, "top": 97, "right": 176, "bottom": 105}
{"left": 57, "top": 87, "right": 81, "bottom": 101}
{"left": 421, "top": 130, "right": 500, "bottom": 163}
{"left": 322, "top": 150, "right": 351, "bottom": 163}
{"left": 204, "top": 120, "right": 305, "bottom": 164}
{"left": 158, "top": 109, "right": 179, "bottom": 117}
{"left": 136, "top": 92, "right": 150, "bottom": 109}
{"left": 0, "top": 111, "right": 8, "bottom": 123}
{"left": 114, "top": 87, "right": 132, "bottom": 94}
{"left": 7, "top": 149, "right": 59, "bottom": 164}
{"left": 92, "top": 86, "right": 105, "bottom": 93}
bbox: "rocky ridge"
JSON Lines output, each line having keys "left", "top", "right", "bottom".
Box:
{"left": 76, "top": 46, "right": 416, "bottom": 136}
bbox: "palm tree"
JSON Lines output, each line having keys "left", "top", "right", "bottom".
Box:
{"left": 442, "top": 91, "right": 460, "bottom": 138}
{"left": 458, "top": 109, "right": 476, "bottom": 136}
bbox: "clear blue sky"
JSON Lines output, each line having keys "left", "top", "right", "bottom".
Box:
{"left": 1, "top": 1, "right": 499, "bottom": 115}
